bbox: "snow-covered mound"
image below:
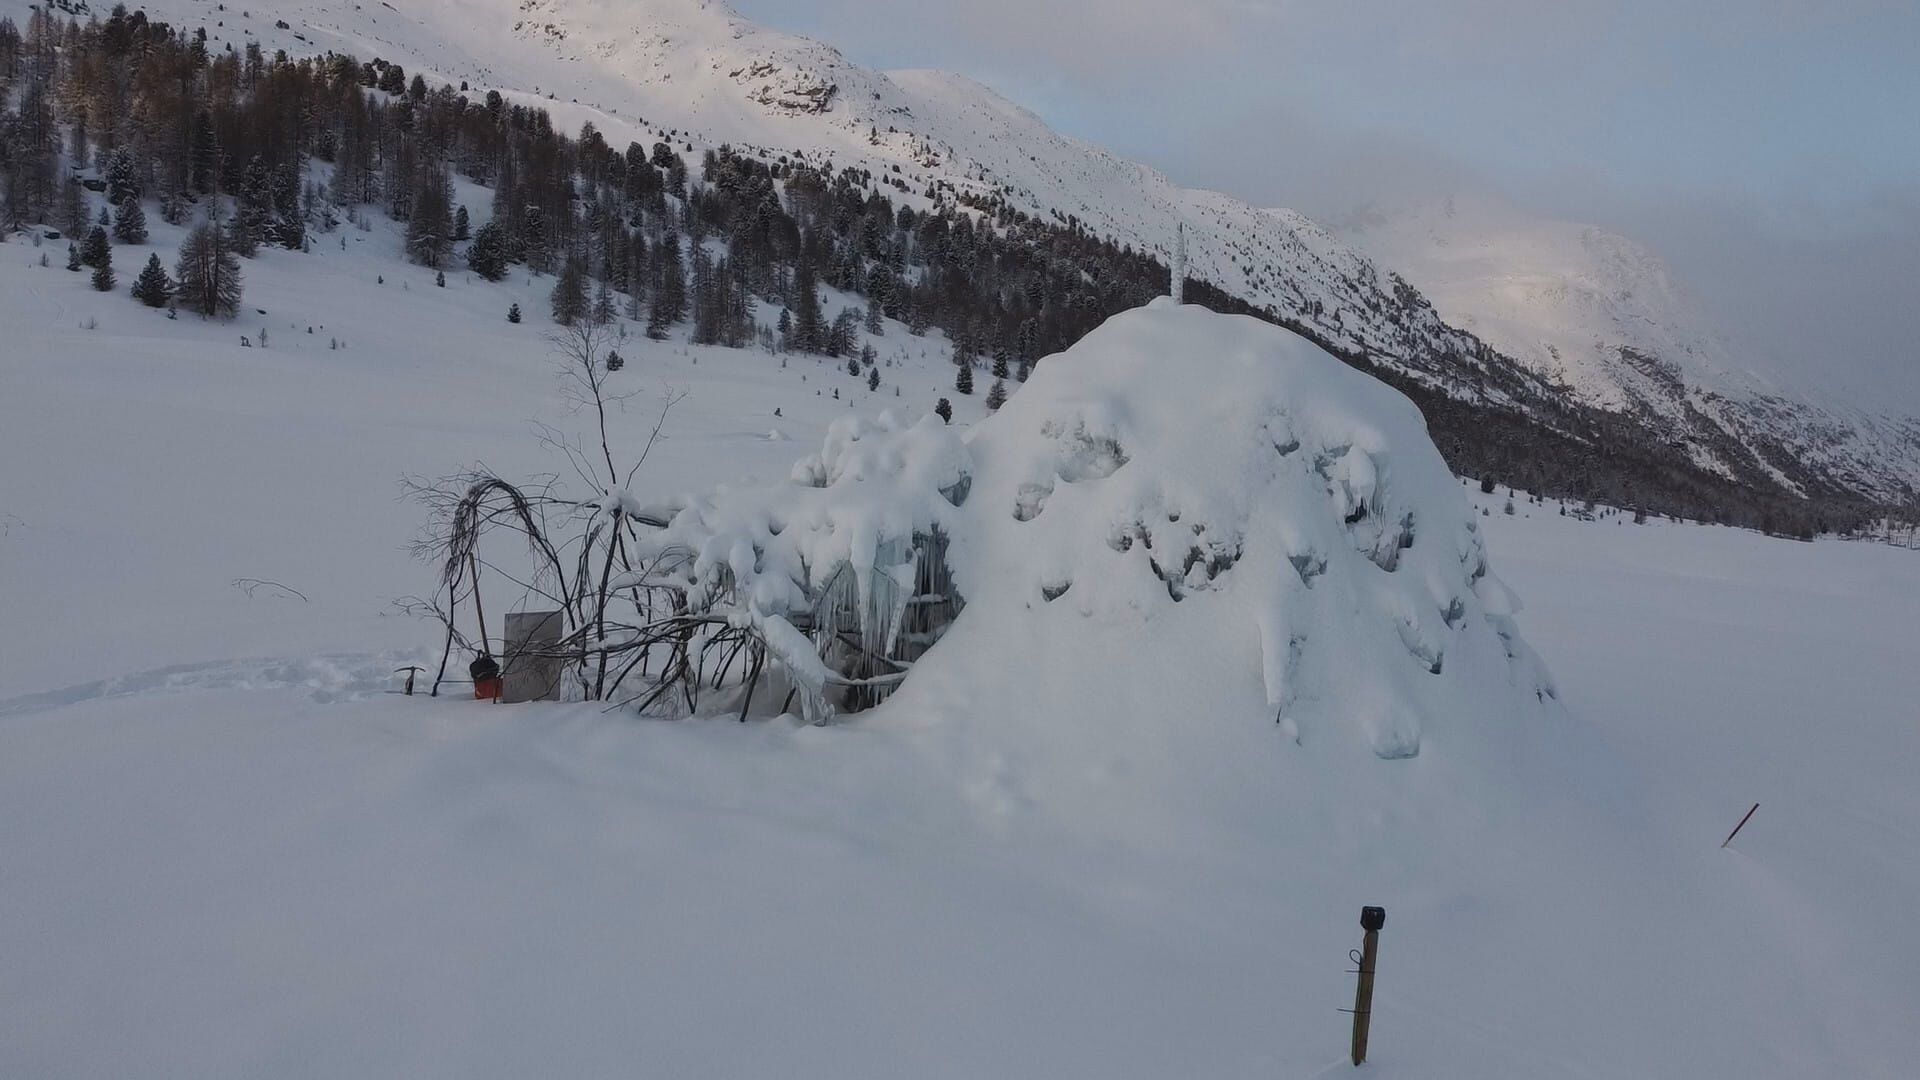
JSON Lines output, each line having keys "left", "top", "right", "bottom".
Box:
{"left": 645, "top": 301, "right": 1552, "bottom": 755}
{"left": 918, "top": 299, "right": 1554, "bottom": 760}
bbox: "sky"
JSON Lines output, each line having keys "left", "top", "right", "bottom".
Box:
{"left": 730, "top": 0, "right": 1920, "bottom": 409}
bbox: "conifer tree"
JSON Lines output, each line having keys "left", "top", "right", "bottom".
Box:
{"left": 66, "top": 241, "right": 81, "bottom": 272}
{"left": 131, "top": 253, "right": 173, "bottom": 307}
{"left": 986, "top": 379, "right": 1007, "bottom": 411}
{"left": 467, "top": 220, "right": 509, "bottom": 281}
{"left": 61, "top": 182, "right": 89, "bottom": 237}
{"left": 237, "top": 155, "right": 274, "bottom": 249}
{"left": 935, "top": 398, "right": 953, "bottom": 424}
{"left": 175, "top": 221, "right": 244, "bottom": 318}
{"left": 592, "top": 280, "right": 615, "bottom": 325}
{"left": 112, "top": 196, "right": 147, "bottom": 244}
{"left": 827, "top": 309, "right": 857, "bottom": 357}
{"left": 955, "top": 357, "right": 974, "bottom": 395}
{"left": 272, "top": 161, "right": 305, "bottom": 249}
{"left": 104, "top": 147, "right": 140, "bottom": 205}
{"left": 406, "top": 169, "right": 454, "bottom": 268}
{"left": 80, "top": 224, "right": 110, "bottom": 269}
{"left": 648, "top": 231, "right": 686, "bottom": 338}
{"left": 550, "top": 259, "right": 588, "bottom": 325}
{"left": 791, "top": 263, "right": 823, "bottom": 353}
{"left": 867, "top": 366, "right": 880, "bottom": 392}
{"left": 91, "top": 246, "right": 115, "bottom": 292}
{"left": 507, "top": 302, "right": 522, "bottom": 324}
{"left": 225, "top": 207, "right": 259, "bottom": 257}
{"left": 453, "top": 205, "right": 470, "bottom": 241}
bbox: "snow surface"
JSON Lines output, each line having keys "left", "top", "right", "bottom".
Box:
{"left": 4, "top": 211, "right": 1920, "bottom": 1074}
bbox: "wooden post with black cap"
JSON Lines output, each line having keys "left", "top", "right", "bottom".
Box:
{"left": 1351, "top": 906, "right": 1385, "bottom": 1065}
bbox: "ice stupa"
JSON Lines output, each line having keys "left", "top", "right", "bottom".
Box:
{"left": 633, "top": 299, "right": 1553, "bottom": 756}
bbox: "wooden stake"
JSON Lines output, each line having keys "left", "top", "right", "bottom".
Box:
{"left": 1352, "top": 906, "right": 1385, "bottom": 1066}
{"left": 1722, "top": 802, "right": 1760, "bottom": 849}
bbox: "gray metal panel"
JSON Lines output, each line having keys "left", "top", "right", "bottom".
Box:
{"left": 501, "top": 610, "right": 564, "bottom": 703}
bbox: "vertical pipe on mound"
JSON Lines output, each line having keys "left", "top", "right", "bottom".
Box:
{"left": 1170, "top": 220, "right": 1186, "bottom": 305}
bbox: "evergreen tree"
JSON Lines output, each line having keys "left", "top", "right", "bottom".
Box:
{"left": 550, "top": 259, "right": 588, "bottom": 325}
{"left": 507, "top": 302, "right": 522, "bottom": 324}
{"left": 189, "top": 111, "right": 218, "bottom": 195}
{"left": 80, "top": 225, "right": 110, "bottom": 269}
{"left": 453, "top": 205, "right": 470, "bottom": 241}
{"left": 130, "top": 253, "right": 173, "bottom": 307}
{"left": 65, "top": 242, "right": 81, "bottom": 272}
{"left": 867, "top": 366, "right": 880, "bottom": 392}
{"left": 405, "top": 169, "right": 454, "bottom": 268}
{"left": 991, "top": 346, "right": 1010, "bottom": 381}
{"left": 237, "top": 155, "right": 274, "bottom": 250}
{"left": 592, "top": 280, "right": 616, "bottom": 325}
{"left": 159, "top": 190, "right": 190, "bottom": 227}
{"left": 935, "top": 398, "right": 953, "bottom": 424}
{"left": 827, "top": 309, "right": 858, "bottom": 357}
{"left": 520, "top": 204, "right": 550, "bottom": 272}
{"left": 648, "top": 231, "right": 686, "bottom": 338}
{"left": 467, "top": 221, "right": 509, "bottom": 281}
{"left": 61, "top": 182, "right": 89, "bottom": 237}
{"left": 605, "top": 350, "right": 624, "bottom": 373}
{"left": 986, "top": 379, "right": 1007, "bottom": 411}
{"left": 271, "top": 161, "right": 305, "bottom": 249}
{"left": 791, "top": 262, "right": 823, "bottom": 352}
{"left": 91, "top": 247, "right": 115, "bottom": 292}
{"left": 104, "top": 147, "right": 140, "bottom": 205}
{"left": 111, "top": 196, "right": 147, "bottom": 244}
{"left": 175, "top": 221, "right": 243, "bottom": 318}
{"left": 225, "top": 206, "right": 259, "bottom": 258}
{"left": 436, "top": 270, "right": 446, "bottom": 287}
{"left": 955, "top": 356, "right": 974, "bottom": 395}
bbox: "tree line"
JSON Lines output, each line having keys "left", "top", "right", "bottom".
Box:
{"left": 0, "top": 4, "right": 1879, "bottom": 535}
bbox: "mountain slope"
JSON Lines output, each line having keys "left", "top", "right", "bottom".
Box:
{"left": 1334, "top": 194, "right": 1920, "bottom": 500}
{"left": 14, "top": 0, "right": 1915, "bottom": 507}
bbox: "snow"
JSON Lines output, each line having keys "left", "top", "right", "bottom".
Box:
{"left": 4, "top": 214, "right": 1919, "bottom": 1073}
{"left": 1, "top": 3, "right": 1917, "bottom": 1075}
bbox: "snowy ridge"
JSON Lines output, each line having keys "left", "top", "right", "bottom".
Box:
{"left": 15, "top": 0, "right": 1545, "bottom": 399}
{"left": 1335, "top": 194, "right": 1920, "bottom": 498}
{"left": 13, "top": 0, "right": 1916, "bottom": 500}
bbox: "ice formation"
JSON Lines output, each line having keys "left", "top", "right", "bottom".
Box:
{"left": 635, "top": 299, "right": 1554, "bottom": 754}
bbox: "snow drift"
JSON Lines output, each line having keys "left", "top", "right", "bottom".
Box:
{"left": 645, "top": 299, "right": 1553, "bottom": 756}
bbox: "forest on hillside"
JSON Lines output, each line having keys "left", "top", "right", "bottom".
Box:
{"left": 0, "top": 4, "right": 1880, "bottom": 536}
